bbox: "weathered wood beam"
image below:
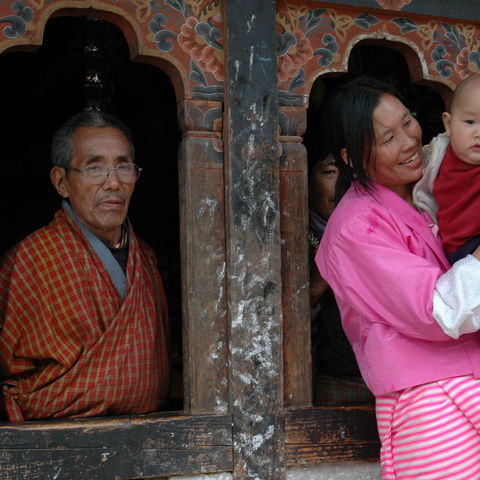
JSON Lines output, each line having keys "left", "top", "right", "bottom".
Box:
{"left": 224, "top": 0, "right": 285, "bottom": 479}
{"left": 0, "top": 407, "right": 380, "bottom": 478}
{"left": 0, "top": 414, "right": 232, "bottom": 479}
{"left": 285, "top": 406, "right": 380, "bottom": 464}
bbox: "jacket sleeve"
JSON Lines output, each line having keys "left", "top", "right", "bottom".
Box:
{"left": 317, "top": 211, "right": 480, "bottom": 342}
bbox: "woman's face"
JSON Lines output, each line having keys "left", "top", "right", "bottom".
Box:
{"left": 310, "top": 154, "right": 338, "bottom": 219}
{"left": 368, "top": 94, "right": 423, "bottom": 198}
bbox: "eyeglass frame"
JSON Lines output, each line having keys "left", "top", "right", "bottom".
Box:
{"left": 64, "top": 163, "right": 143, "bottom": 184}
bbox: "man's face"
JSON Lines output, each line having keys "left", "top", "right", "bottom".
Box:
{"left": 51, "top": 126, "right": 136, "bottom": 246}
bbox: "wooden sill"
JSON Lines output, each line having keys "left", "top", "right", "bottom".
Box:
{"left": 0, "top": 406, "right": 380, "bottom": 478}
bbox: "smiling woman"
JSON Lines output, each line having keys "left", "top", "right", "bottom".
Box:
{"left": 304, "top": 44, "right": 447, "bottom": 410}
{"left": 367, "top": 93, "right": 423, "bottom": 202}
{"left": 316, "top": 75, "right": 480, "bottom": 479}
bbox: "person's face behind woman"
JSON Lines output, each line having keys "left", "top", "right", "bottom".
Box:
{"left": 310, "top": 154, "right": 338, "bottom": 219}
{"left": 367, "top": 93, "right": 423, "bottom": 201}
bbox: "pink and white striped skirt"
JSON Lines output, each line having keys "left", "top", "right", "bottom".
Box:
{"left": 376, "top": 375, "right": 480, "bottom": 479}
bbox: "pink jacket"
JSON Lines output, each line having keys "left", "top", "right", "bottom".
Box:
{"left": 316, "top": 182, "right": 480, "bottom": 396}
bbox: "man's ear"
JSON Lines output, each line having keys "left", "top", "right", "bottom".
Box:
{"left": 442, "top": 112, "right": 452, "bottom": 136}
{"left": 50, "top": 167, "right": 69, "bottom": 198}
{"left": 340, "top": 148, "right": 353, "bottom": 168}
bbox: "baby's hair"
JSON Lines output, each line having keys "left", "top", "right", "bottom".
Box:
{"left": 450, "top": 73, "right": 480, "bottom": 113}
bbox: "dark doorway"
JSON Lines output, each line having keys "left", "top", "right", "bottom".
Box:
{"left": 306, "top": 44, "right": 445, "bottom": 149}
{"left": 0, "top": 16, "right": 183, "bottom": 409}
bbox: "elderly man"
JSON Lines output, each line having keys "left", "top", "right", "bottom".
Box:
{"left": 0, "top": 111, "right": 170, "bottom": 421}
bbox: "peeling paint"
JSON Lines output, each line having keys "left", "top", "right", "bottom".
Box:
{"left": 296, "top": 282, "right": 309, "bottom": 296}
{"left": 234, "top": 59, "right": 240, "bottom": 82}
{"left": 198, "top": 198, "right": 219, "bottom": 225}
{"left": 249, "top": 45, "right": 255, "bottom": 80}
{"left": 246, "top": 14, "right": 256, "bottom": 34}
{"left": 101, "top": 452, "right": 110, "bottom": 462}
{"left": 238, "top": 372, "right": 255, "bottom": 385}
{"left": 215, "top": 393, "right": 228, "bottom": 411}
{"left": 251, "top": 434, "right": 263, "bottom": 451}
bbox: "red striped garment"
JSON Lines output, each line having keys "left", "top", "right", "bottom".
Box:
{"left": 377, "top": 375, "right": 480, "bottom": 479}
{"left": 0, "top": 207, "right": 169, "bottom": 421}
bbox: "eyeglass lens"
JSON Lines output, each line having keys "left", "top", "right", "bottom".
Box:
{"left": 88, "top": 165, "right": 140, "bottom": 184}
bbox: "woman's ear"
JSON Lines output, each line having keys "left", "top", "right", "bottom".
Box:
{"left": 442, "top": 112, "right": 451, "bottom": 136}
{"left": 340, "top": 148, "right": 353, "bottom": 168}
{"left": 50, "top": 167, "right": 69, "bottom": 199}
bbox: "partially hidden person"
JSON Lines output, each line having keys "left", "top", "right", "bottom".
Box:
{"left": 308, "top": 147, "right": 372, "bottom": 405}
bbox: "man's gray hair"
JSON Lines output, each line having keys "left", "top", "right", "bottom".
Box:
{"left": 51, "top": 110, "right": 135, "bottom": 168}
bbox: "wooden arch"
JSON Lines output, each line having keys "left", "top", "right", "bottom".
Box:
{"left": 341, "top": 35, "right": 454, "bottom": 107}
{"left": 0, "top": 3, "right": 193, "bottom": 103}
{"left": 274, "top": 2, "right": 480, "bottom": 113}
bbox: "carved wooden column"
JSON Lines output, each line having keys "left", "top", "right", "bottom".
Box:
{"left": 279, "top": 104, "right": 311, "bottom": 408}
{"left": 178, "top": 98, "right": 229, "bottom": 414}
{"left": 224, "top": 0, "right": 285, "bottom": 478}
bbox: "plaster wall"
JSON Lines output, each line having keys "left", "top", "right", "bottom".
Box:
{"left": 169, "top": 463, "right": 382, "bottom": 480}
{"left": 288, "top": 463, "right": 382, "bottom": 479}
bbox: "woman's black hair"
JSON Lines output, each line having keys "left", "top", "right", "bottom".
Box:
{"left": 321, "top": 76, "right": 406, "bottom": 203}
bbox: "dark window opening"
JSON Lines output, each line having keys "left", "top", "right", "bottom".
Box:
{"left": 0, "top": 16, "right": 183, "bottom": 416}
{"left": 305, "top": 44, "right": 445, "bottom": 406}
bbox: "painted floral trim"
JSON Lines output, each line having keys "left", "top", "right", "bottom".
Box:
{"left": 375, "top": 0, "right": 412, "bottom": 11}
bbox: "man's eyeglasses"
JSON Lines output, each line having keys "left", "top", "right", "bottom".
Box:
{"left": 65, "top": 164, "right": 143, "bottom": 184}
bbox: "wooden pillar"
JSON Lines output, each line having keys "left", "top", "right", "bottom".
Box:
{"left": 279, "top": 105, "right": 311, "bottom": 408}
{"left": 224, "top": 1, "right": 285, "bottom": 479}
{"left": 179, "top": 99, "right": 229, "bottom": 414}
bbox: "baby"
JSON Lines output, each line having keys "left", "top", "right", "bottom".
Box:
{"left": 414, "top": 73, "right": 480, "bottom": 263}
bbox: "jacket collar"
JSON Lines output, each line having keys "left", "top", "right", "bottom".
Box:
{"left": 361, "top": 181, "right": 450, "bottom": 270}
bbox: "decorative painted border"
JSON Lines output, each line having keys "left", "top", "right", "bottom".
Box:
{"left": 0, "top": 0, "right": 478, "bottom": 103}
{"left": 275, "top": 3, "right": 480, "bottom": 104}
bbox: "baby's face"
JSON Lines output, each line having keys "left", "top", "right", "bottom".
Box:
{"left": 443, "top": 81, "right": 480, "bottom": 166}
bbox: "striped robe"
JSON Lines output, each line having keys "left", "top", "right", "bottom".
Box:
{"left": 0, "top": 207, "right": 169, "bottom": 421}
{"left": 377, "top": 375, "right": 480, "bottom": 479}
